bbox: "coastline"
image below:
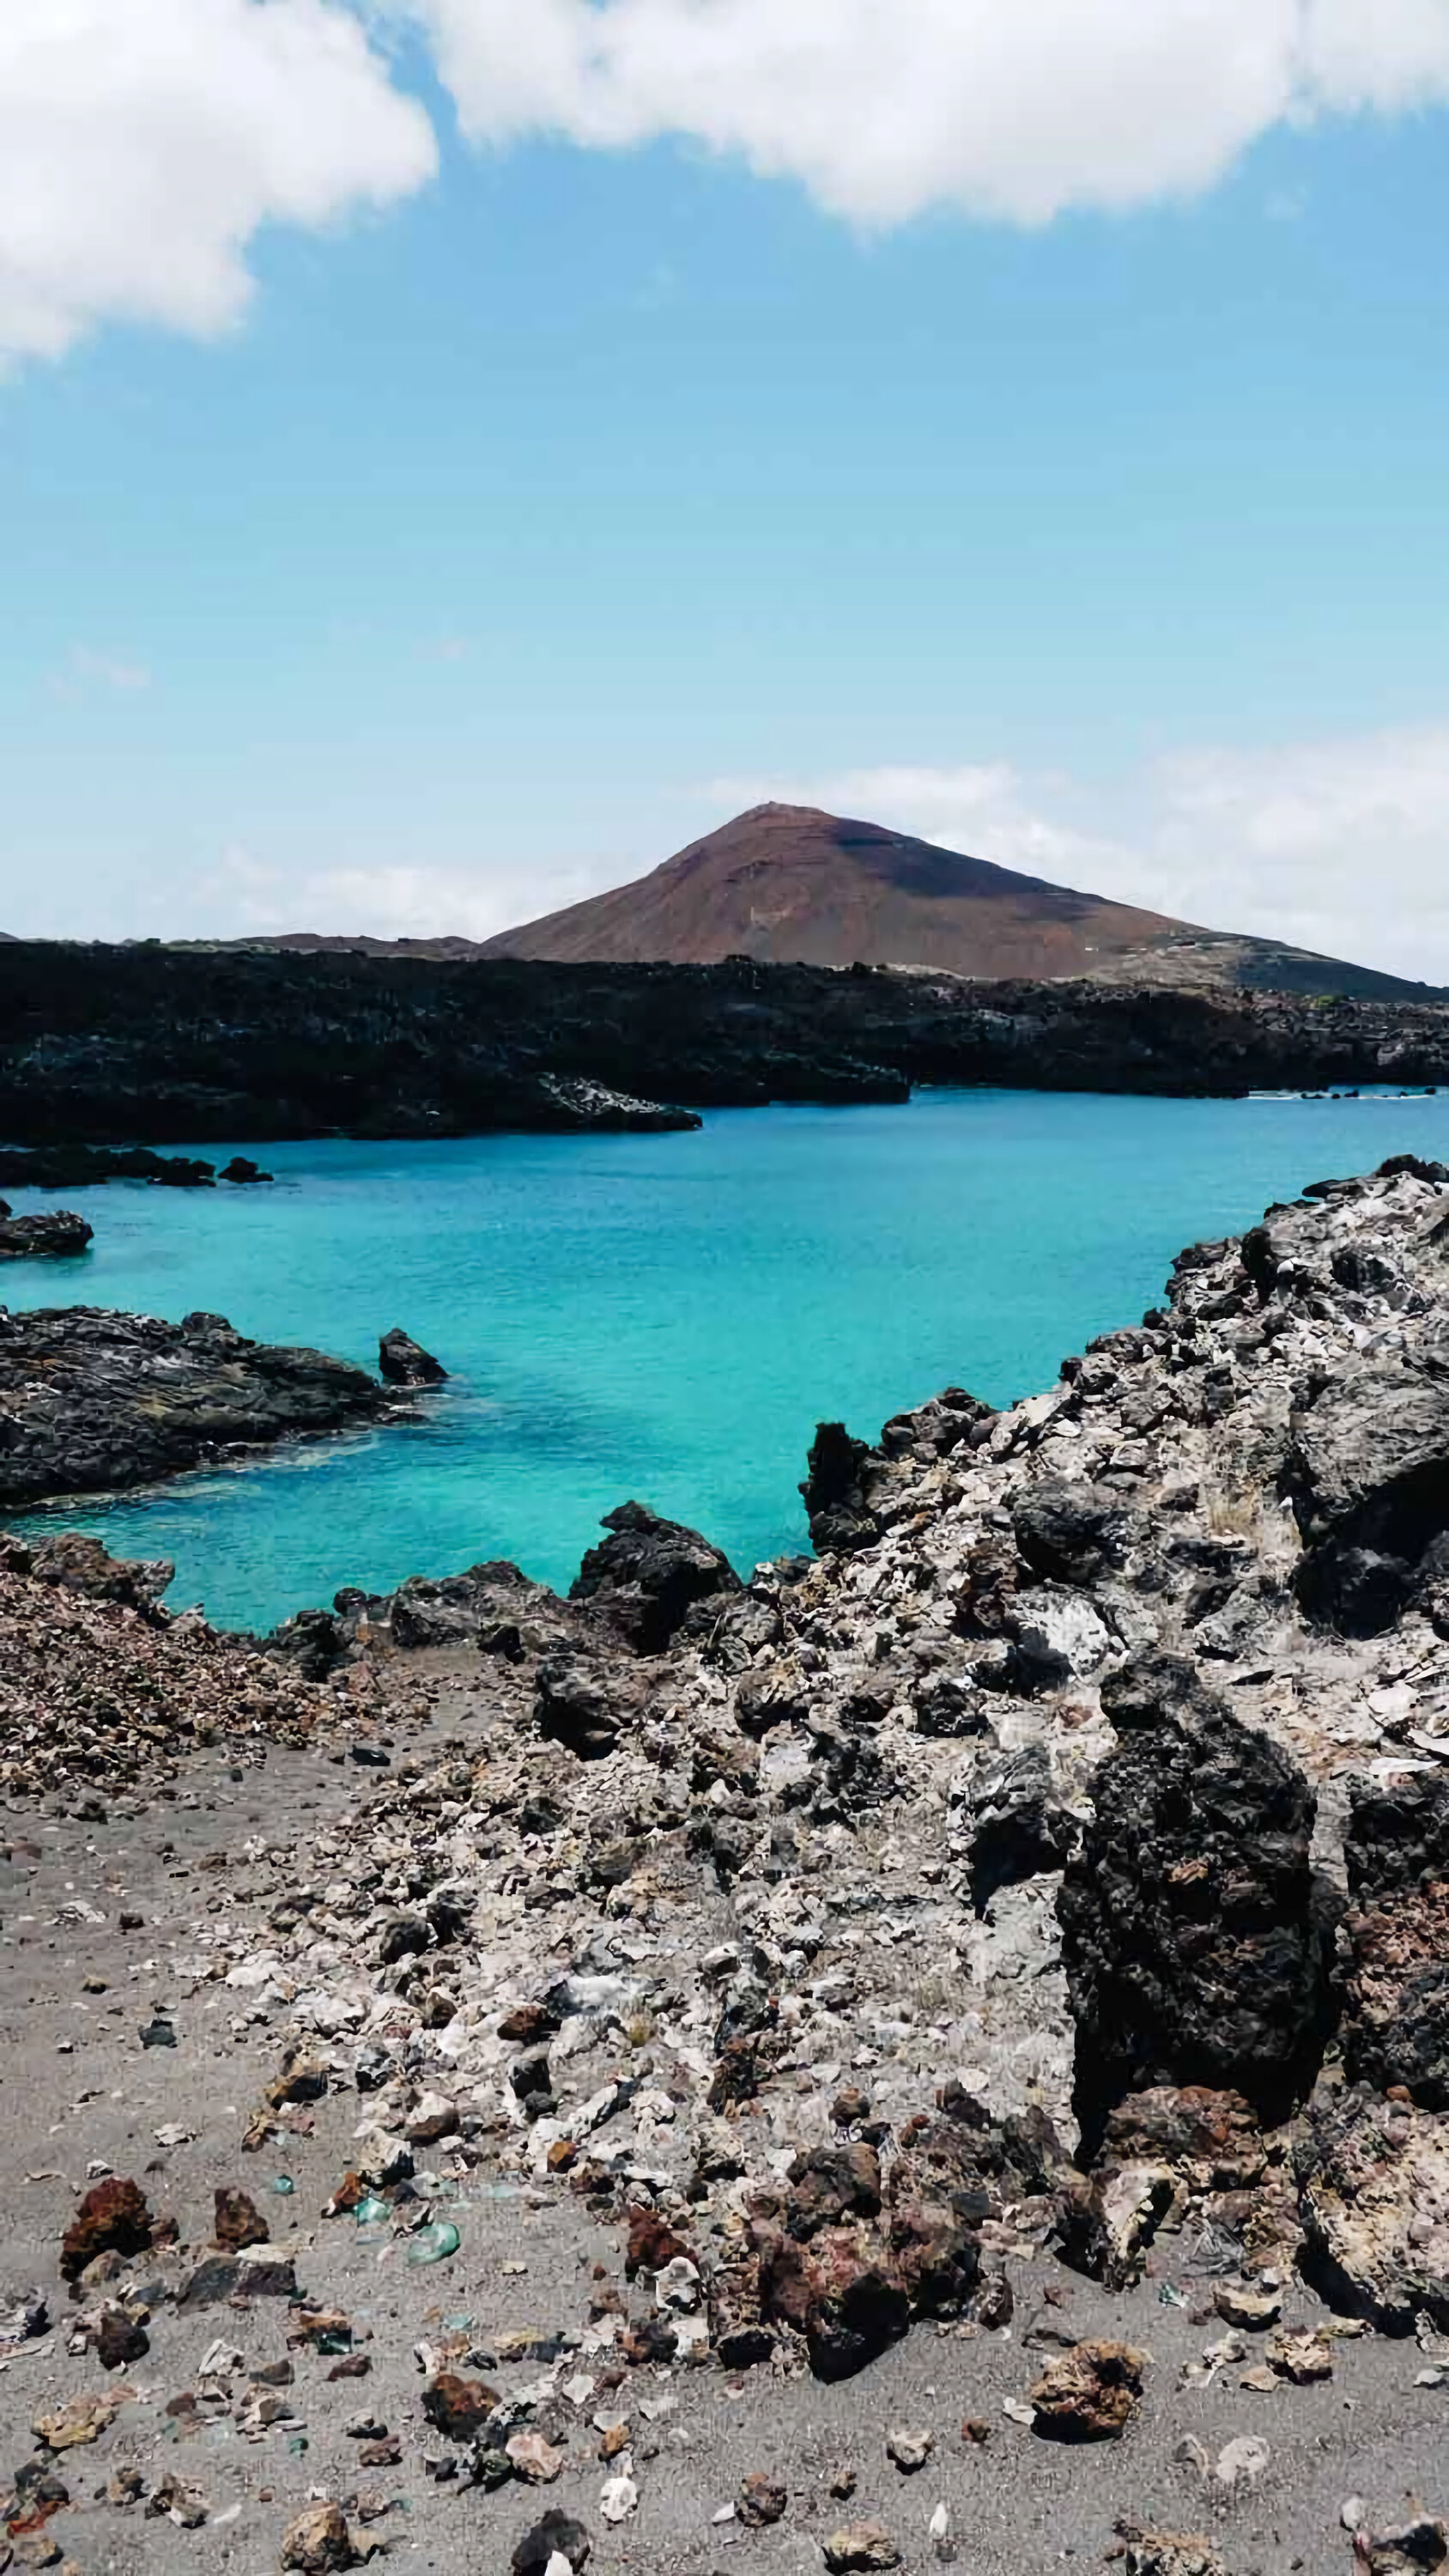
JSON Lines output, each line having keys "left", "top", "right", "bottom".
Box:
{"left": 6, "top": 1156, "right": 1449, "bottom": 2571}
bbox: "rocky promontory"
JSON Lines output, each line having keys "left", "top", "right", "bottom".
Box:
{"left": 0, "top": 1304, "right": 403, "bottom": 1509}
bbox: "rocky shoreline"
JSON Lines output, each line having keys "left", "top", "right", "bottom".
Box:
{"left": 5, "top": 1158, "right": 1449, "bottom": 2572}
{"left": 6, "top": 944, "right": 1449, "bottom": 1145}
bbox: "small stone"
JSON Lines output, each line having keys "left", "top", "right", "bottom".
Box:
{"left": 507, "top": 2431, "right": 565, "bottom": 2484}
{"left": 1212, "top": 2281, "right": 1282, "bottom": 2330}
{"left": 1028, "top": 2339, "right": 1145, "bottom": 2441}
{"left": 1265, "top": 2326, "right": 1334, "bottom": 2383}
{"left": 510, "top": 2513, "right": 592, "bottom": 2575}
{"left": 885, "top": 2427, "right": 934, "bottom": 2473}
{"left": 599, "top": 2471, "right": 639, "bottom": 2524}
{"left": 823, "top": 2522, "right": 901, "bottom": 2573}
{"left": 213, "top": 2186, "right": 270, "bottom": 2251}
{"left": 737, "top": 2472, "right": 787, "bottom": 2527}
{"left": 32, "top": 2390, "right": 124, "bottom": 2451}
{"left": 60, "top": 2178, "right": 151, "bottom": 2281}
{"left": 233, "top": 2244, "right": 296, "bottom": 2297}
{"left": 422, "top": 2372, "right": 500, "bottom": 2441}
{"left": 146, "top": 2471, "right": 209, "bottom": 2528}
{"left": 93, "top": 2304, "right": 149, "bottom": 2369}
{"left": 404, "top": 2089, "right": 458, "bottom": 2145}
{"left": 279, "top": 2500, "right": 358, "bottom": 2571}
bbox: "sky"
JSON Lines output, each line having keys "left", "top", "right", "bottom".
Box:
{"left": 3, "top": 2, "right": 1449, "bottom": 976}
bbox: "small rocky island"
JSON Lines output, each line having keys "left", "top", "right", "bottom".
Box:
{"left": 0, "top": 1201, "right": 93, "bottom": 1259}
{"left": 3, "top": 1157, "right": 1449, "bottom": 2573}
{"left": 0, "top": 1305, "right": 411, "bottom": 1508}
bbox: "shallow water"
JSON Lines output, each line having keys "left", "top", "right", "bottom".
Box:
{"left": 5, "top": 1086, "right": 1447, "bottom": 1630}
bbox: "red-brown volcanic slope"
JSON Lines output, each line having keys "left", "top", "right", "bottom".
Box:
{"left": 477, "top": 803, "right": 1235, "bottom": 981}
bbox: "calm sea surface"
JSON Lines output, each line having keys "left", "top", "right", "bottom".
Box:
{"left": 5, "top": 1087, "right": 1447, "bottom": 1631}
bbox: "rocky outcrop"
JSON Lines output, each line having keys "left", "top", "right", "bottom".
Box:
{"left": 267, "top": 1558, "right": 587, "bottom": 1674}
{"left": 1058, "top": 1654, "right": 1333, "bottom": 2148}
{"left": 0, "top": 1209, "right": 93, "bottom": 1258}
{"left": 1295, "top": 2086, "right": 1449, "bottom": 2330}
{"left": 569, "top": 1501, "right": 742, "bottom": 1651}
{"left": 378, "top": 1327, "right": 447, "bottom": 1386}
{"left": 1342, "top": 1771, "right": 1449, "bottom": 2107}
{"left": 1, "top": 1528, "right": 173, "bottom": 1614}
{"left": 801, "top": 1391, "right": 991, "bottom": 1553}
{"left": 0, "top": 1305, "right": 391, "bottom": 1510}
{"left": 1288, "top": 1355, "right": 1449, "bottom": 1632}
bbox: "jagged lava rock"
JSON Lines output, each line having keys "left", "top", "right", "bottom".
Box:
{"left": 1295, "top": 2084, "right": 1449, "bottom": 2330}
{"left": 378, "top": 1326, "right": 447, "bottom": 1385}
{"left": 568, "top": 1499, "right": 741, "bottom": 1651}
{"left": 1058, "top": 1653, "right": 1332, "bottom": 2149}
{"left": 1342, "top": 1770, "right": 1449, "bottom": 2107}
{"left": 0, "top": 1208, "right": 93, "bottom": 1259}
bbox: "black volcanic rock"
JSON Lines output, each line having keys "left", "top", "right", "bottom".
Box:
{"left": 379, "top": 1327, "right": 447, "bottom": 1386}
{"left": 0, "top": 1144, "right": 216, "bottom": 1188}
{"left": 0, "top": 1209, "right": 93, "bottom": 1260}
{"left": 1058, "top": 1652, "right": 1333, "bottom": 2150}
{"left": 802, "top": 1390, "right": 991, "bottom": 1555}
{"left": 5, "top": 946, "right": 1449, "bottom": 1155}
{"left": 1288, "top": 1356, "right": 1449, "bottom": 1632}
{"left": 569, "top": 1500, "right": 741, "bottom": 1652}
{"left": 0, "top": 1305, "right": 388, "bottom": 1510}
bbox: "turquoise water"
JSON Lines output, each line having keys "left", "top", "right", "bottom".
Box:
{"left": 4, "top": 1087, "right": 1448, "bottom": 1632}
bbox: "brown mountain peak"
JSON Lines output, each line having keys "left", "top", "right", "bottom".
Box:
{"left": 474, "top": 800, "right": 1435, "bottom": 1000}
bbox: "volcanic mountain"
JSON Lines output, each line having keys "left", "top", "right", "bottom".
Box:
{"left": 477, "top": 803, "right": 1432, "bottom": 999}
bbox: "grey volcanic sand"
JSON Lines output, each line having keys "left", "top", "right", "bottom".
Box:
{"left": 2, "top": 1680, "right": 1444, "bottom": 2576}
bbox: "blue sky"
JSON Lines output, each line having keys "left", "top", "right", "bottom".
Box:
{"left": 3, "top": 2, "right": 1449, "bottom": 973}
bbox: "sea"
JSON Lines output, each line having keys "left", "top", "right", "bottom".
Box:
{"left": 4, "top": 1085, "right": 1448, "bottom": 1634}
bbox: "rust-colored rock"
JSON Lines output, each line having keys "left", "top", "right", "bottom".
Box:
{"left": 212, "top": 2186, "right": 269, "bottom": 2251}
{"left": 421, "top": 2372, "right": 500, "bottom": 2441}
{"left": 60, "top": 2179, "right": 152, "bottom": 2283}
{"left": 623, "top": 2205, "right": 694, "bottom": 2279}
{"left": 280, "top": 2500, "right": 359, "bottom": 2571}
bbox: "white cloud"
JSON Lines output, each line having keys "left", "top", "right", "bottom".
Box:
{"left": 0, "top": 0, "right": 436, "bottom": 365}
{"left": 50, "top": 642, "right": 153, "bottom": 696}
{"left": 709, "top": 721, "right": 1449, "bottom": 986}
{"left": 407, "top": 0, "right": 1449, "bottom": 227}
{"left": 7, "top": 3, "right": 1449, "bottom": 370}
{"left": 197, "top": 844, "right": 619, "bottom": 943}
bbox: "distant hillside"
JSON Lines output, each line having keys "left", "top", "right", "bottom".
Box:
{"left": 478, "top": 802, "right": 1441, "bottom": 1003}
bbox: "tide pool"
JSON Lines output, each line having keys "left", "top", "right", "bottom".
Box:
{"left": 4, "top": 1086, "right": 1446, "bottom": 1631}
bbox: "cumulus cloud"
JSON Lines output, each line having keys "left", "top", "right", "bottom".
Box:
{"left": 0, "top": 0, "right": 436, "bottom": 364}
{"left": 8, "top": 4, "right": 1449, "bottom": 367}
{"left": 714, "top": 723, "right": 1449, "bottom": 986}
{"left": 407, "top": 0, "right": 1449, "bottom": 226}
